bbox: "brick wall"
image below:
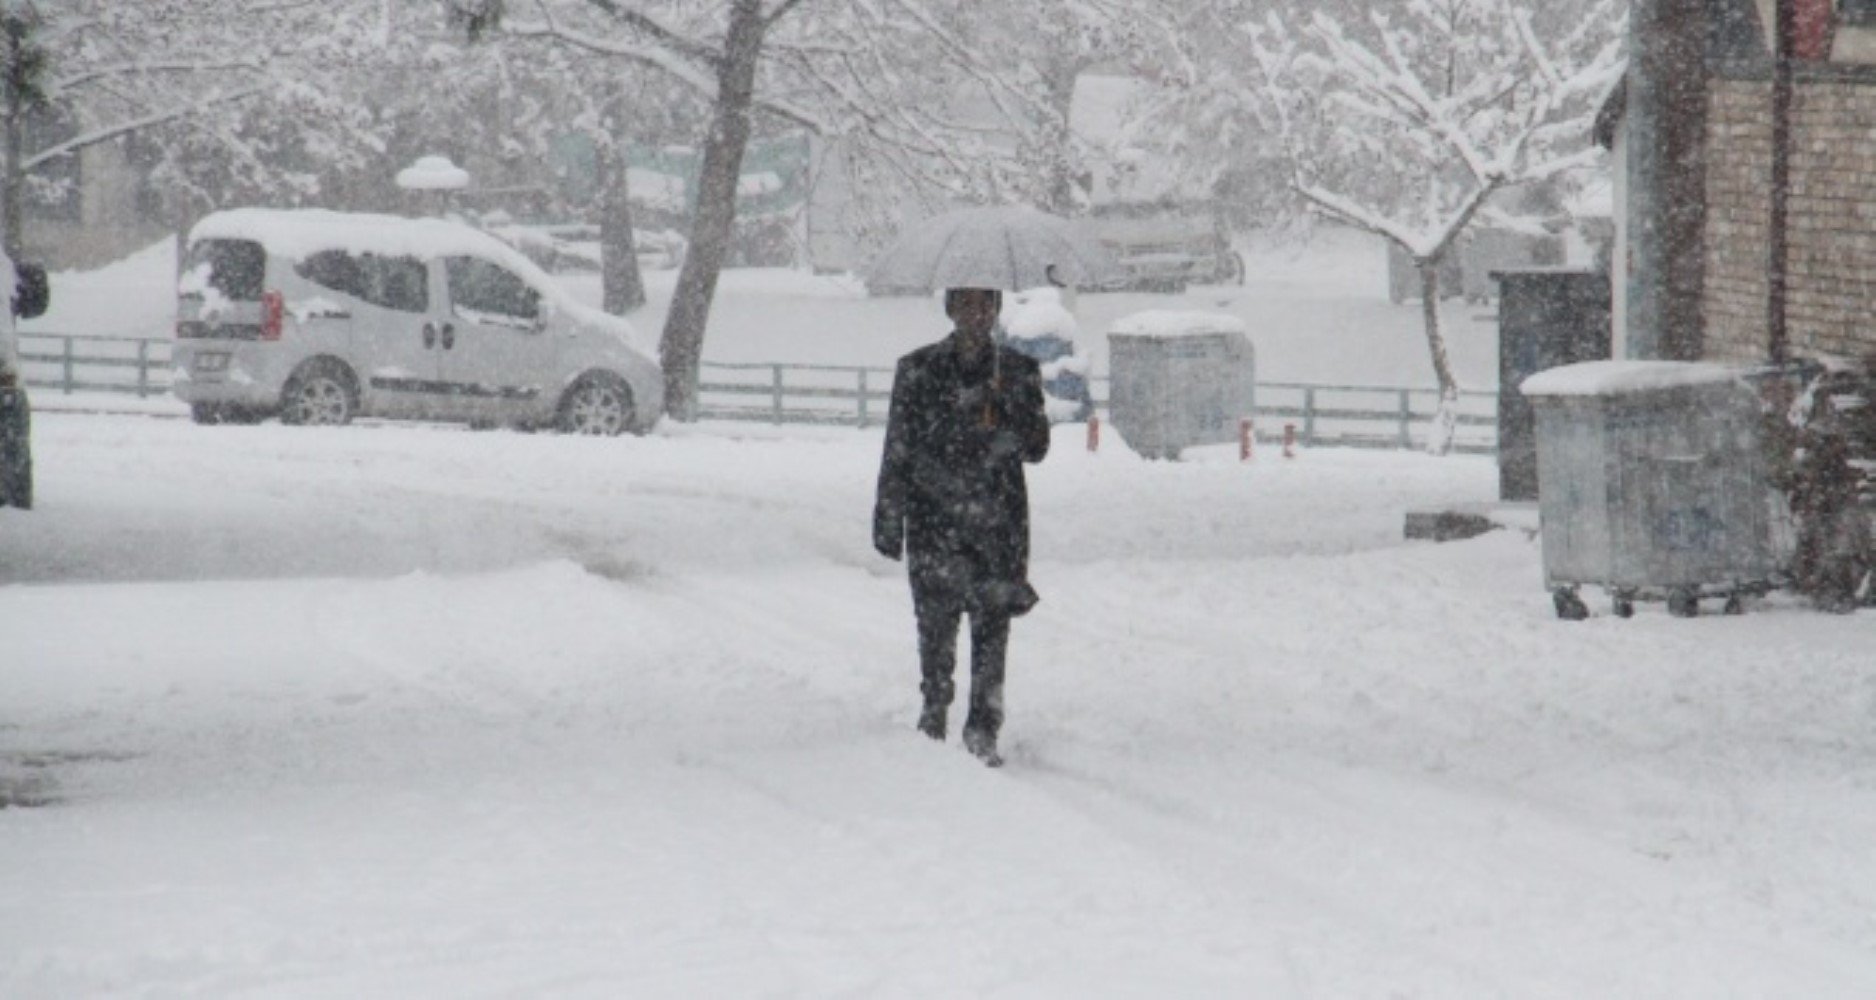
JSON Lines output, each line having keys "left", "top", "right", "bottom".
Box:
{"left": 1705, "top": 77, "right": 1876, "bottom": 365}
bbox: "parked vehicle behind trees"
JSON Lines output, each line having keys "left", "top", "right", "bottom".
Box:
{"left": 171, "top": 209, "right": 662, "bottom": 436}
{"left": 1079, "top": 200, "right": 1242, "bottom": 294}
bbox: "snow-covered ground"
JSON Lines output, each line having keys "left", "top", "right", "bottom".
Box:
{"left": 7, "top": 416, "right": 1876, "bottom": 995}
{"left": 7, "top": 232, "right": 1876, "bottom": 996}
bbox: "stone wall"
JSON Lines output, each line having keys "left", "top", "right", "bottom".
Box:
{"left": 1705, "top": 77, "right": 1876, "bottom": 365}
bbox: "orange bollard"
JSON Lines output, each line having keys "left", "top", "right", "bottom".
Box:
{"left": 1283, "top": 423, "right": 1297, "bottom": 459}
{"left": 1240, "top": 418, "right": 1254, "bottom": 462}
{"left": 1087, "top": 413, "right": 1101, "bottom": 452}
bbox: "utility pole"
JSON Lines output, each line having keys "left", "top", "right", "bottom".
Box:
{"left": 1625, "top": 0, "right": 1708, "bottom": 360}
{"left": 1767, "top": 0, "right": 1795, "bottom": 367}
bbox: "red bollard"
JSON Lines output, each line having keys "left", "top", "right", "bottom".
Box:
{"left": 1240, "top": 418, "right": 1254, "bottom": 462}
{"left": 1283, "top": 423, "right": 1297, "bottom": 459}
{"left": 1087, "top": 413, "right": 1101, "bottom": 453}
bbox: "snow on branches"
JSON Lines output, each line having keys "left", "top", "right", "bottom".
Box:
{"left": 1275, "top": 0, "right": 1625, "bottom": 260}
{"left": 1221, "top": 0, "right": 1625, "bottom": 453}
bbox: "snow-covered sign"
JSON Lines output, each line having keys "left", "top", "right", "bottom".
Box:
{"left": 395, "top": 155, "right": 470, "bottom": 192}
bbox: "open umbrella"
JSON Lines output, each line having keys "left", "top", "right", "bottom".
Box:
{"left": 864, "top": 205, "right": 1116, "bottom": 295}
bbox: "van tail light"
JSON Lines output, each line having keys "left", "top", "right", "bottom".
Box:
{"left": 261, "top": 290, "right": 285, "bottom": 341}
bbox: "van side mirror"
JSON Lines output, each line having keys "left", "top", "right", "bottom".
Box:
{"left": 13, "top": 262, "right": 47, "bottom": 320}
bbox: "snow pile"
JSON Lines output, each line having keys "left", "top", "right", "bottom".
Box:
{"left": 394, "top": 154, "right": 470, "bottom": 191}
{"left": 20, "top": 239, "right": 181, "bottom": 340}
{"left": 1002, "top": 287, "right": 1080, "bottom": 342}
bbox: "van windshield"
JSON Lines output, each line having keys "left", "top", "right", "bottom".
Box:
{"left": 182, "top": 239, "right": 265, "bottom": 302}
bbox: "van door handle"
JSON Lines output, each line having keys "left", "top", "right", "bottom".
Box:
{"left": 422, "top": 323, "right": 437, "bottom": 348}
{"left": 440, "top": 323, "right": 455, "bottom": 350}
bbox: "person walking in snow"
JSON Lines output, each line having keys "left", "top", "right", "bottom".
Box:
{"left": 874, "top": 287, "right": 1051, "bottom": 767}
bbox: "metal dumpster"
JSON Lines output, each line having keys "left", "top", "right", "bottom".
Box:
{"left": 1106, "top": 311, "right": 1254, "bottom": 460}
{"left": 1521, "top": 360, "right": 1784, "bottom": 619}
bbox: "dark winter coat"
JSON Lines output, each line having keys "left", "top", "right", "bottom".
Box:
{"left": 874, "top": 333, "right": 1051, "bottom": 613}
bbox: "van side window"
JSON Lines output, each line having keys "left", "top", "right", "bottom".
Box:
{"left": 445, "top": 257, "right": 540, "bottom": 322}
{"left": 295, "top": 250, "right": 428, "bottom": 313}
{"left": 362, "top": 255, "right": 428, "bottom": 313}
{"left": 295, "top": 250, "right": 367, "bottom": 299}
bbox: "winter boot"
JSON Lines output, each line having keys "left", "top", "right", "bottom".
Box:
{"left": 962, "top": 727, "right": 1002, "bottom": 768}
{"left": 917, "top": 703, "right": 947, "bottom": 741}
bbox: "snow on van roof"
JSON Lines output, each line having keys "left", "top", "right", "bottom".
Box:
{"left": 1520, "top": 360, "right": 1747, "bottom": 397}
{"left": 191, "top": 208, "right": 549, "bottom": 281}
{"left": 1108, "top": 310, "right": 1248, "bottom": 338}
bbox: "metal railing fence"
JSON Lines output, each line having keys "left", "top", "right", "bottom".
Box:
{"left": 16, "top": 333, "right": 1499, "bottom": 452}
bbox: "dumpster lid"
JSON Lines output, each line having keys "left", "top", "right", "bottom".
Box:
{"left": 1109, "top": 310, "right": 1248, "bottom": 339}
{"left": 1521, "top": 360, "right": 1745, "bottom": 397}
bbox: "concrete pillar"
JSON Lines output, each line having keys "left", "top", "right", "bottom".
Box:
{"left": 1625, "top": 0, "right": 1709, "bottom": 360}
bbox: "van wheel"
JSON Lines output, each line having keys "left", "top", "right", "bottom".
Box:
{"left": 280, "top": 361, "right": 357, "bottom": 427}
{"left": 557, "top": 374, "right": 633, "bottom": 436}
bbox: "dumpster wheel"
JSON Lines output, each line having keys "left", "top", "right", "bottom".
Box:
{"left": 1667, "top": 588, "right": 1700, "bottom": 618}
{"left": 1553, "top": 587, "right": 1590, "bottom": 621}
{"left": 1612, "top": 591, "right": 1636, "bottom": 618}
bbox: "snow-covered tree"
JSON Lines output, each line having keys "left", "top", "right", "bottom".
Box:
{"left": 372, "top": 16, "right": 704, "bottom": 314}
{"left": 444, "top": 0, "right": 1052, "bottom": 421}
{"left": 0, "top": 0, "right": 399, "bottom": 258}
{"left": 1179, "top": 0, "right": 1623, "bottom": 453}
{"left": 936, "top": 0, "right": 1188, "bottom": 216}
{"left": 442, "top": 0, "right": 796, "bottom": 419}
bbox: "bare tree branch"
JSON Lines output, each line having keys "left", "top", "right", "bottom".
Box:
{"left": 575, "top": 0, "right": 721, "bottom": 67}
{"left": 23, "top": 85, "right": 267, "bottom": 171}
{"left": 54, "top": 57, "right": 265, "bottom": 93}
{"left": 763, "top": 0, "right": 812, "bottom": 29}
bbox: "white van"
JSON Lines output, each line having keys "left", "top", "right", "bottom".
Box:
{"left": 172, "top": 208, "right": 663, "bottom": 435}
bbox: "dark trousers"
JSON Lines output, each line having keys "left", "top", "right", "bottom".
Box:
{"left": 914, "top": 590, "right": 1010, "bottom": 740}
